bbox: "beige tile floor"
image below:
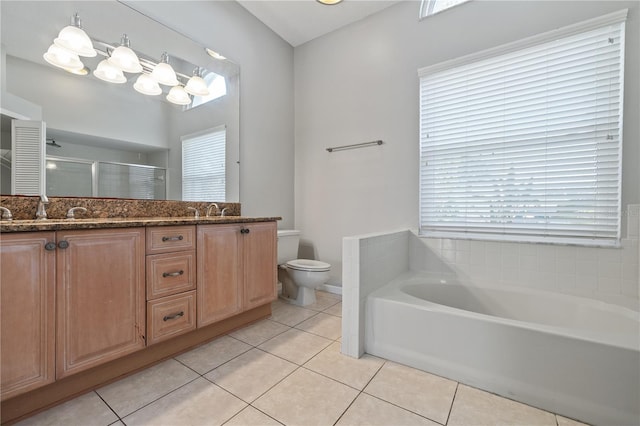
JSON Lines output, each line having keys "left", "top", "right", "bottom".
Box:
{"left": 16, "top": 291, "right": 589, "bottom": 426}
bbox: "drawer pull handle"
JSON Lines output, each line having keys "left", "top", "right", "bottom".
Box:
{"left": 162, "top": 235, "right": 184, "bottom": 242}
{"left": 163, "top": 270, "right": 184, "bottom": 278}
{"left": 163, "top": 311, "right": 184, "bottom": 321}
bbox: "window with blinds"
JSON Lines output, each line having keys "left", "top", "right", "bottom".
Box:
{"left": 419, "top": 11, "right": 626, "bottom": 246}
{"left": 182, "top": 126, "right": 226, "bottom": 202}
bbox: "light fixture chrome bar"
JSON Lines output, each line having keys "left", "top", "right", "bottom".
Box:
{"left": 326, "top": 140, "right": 383, "bottom": 153}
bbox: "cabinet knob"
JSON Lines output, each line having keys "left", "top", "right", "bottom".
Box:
{"left": 44, "top": 242, "right": 56, "bottom": 251}
{"left": 240, "top": 228, "right": 250, "bottom": 234}
{"left": 58, "top": 240, "right": 69, "bottom": 249}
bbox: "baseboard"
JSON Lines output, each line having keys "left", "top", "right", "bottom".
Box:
{"left": 320, "top": 283, "right": 342, "bottom": 295}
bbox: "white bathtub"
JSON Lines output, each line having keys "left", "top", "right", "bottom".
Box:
{"left": 365, "top": 272, "right": 640, "bottom": 426}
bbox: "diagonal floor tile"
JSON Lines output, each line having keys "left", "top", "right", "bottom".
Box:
{"left": 448, "top": 384, "right": 557, "bottom": 426}
{"left": 556, "top": 415, "right": 590, "bottom": 426}
{"left": 175, "top": 335, "right": 252, "bottom": 374}
{"left": 295, "top": 312, "right": 342, "bottom": 340}
{"left": 305, "top": 291, "right": 341, "bottom": 312}
{"left": 205, "top": 348, "right": 297, "bottom": 402}
{"left": 305, "top": 341, "right": 383, "bottom": 390}
{"left": 96, "top": 358, "right": 198, "bottom": 417}
{"left": 15, "top": 392, "right": 117, "bottom": 426}
{"left": 324, "top": 301, "right": 342, "bottom": 317}
{"left": 258, "top": 328, "right": 332, "bottom": 365}
{"left": 122, "top": 377, "right": 246, "bottom": 426}
{"left": 364, "top": 362, "right": 457, "bottom": 424}
{"left": 224, "top": 406, "right": 283, "bottom": 426}
{"left": 229, "top": 319, "right": 290, "bottom": 346}
{"left": 336, "top": 393, "right": 440, "bottom": 426}
{"left": 253, "top": 368, "right": 358, "bottom": 426}
{"left": 269, "top": 302, "right": 318, "bottom": 326}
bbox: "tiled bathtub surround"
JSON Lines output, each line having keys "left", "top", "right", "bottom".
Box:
{"left": 342, "top": 205, "right": 640, "bottom": 357}
{"left": 0, "top": 195, "right": 240, "bottom": 221}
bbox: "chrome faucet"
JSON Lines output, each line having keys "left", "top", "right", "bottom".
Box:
{"left": 220, "top": 207, "right": 229, "bottom": 217}
{"left": 205, "top": 203, "right": 219, "bottom": 217}
{"left": 0, "top": 206, "right": 12, "bottom": 221}
{"left": 187, "top": 206, "right": 200, "bottom": 219}
{"left": 35, "top": 195, "right": 49, "bottom": 220}
{"left": 66, "top": 206, "right": 88, "bottom": 219}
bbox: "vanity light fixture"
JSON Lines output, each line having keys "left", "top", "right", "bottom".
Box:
{"left": 93, "top": 59, "right": 126, "bottom": 84}
{"left": 43, "top": 43, "right": 84, "bottom": 71}
{"left": 133, "top": 73, "right": 162, "bottom": 96}
{"left": 316, "top": 0, "right": 343, "bottom": 4}
{"left": 184, "top": 67, "right": 210, "bottom": 97}
{"left": 53, "top": 13, "right": 96, "bottom": 57}
{"left": 150, "top": 52, "right": 179, "bottom": 86}
{"left": 166, "top": 85, "right": 192, "bottom": 105}
{"left": 107, "top": 34, "right": 143, "bottom": 73}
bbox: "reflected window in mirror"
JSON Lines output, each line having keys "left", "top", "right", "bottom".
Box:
{"left": 189, "top": 72, "right": 227, "bottom": 110}
{"left": 182, "top": 126, "right": 226, "bottom": 201}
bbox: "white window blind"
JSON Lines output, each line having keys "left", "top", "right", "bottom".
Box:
{"left": 182, "top": 126, "right": 226, "bottom": 202}
{"left": 419, "top": 11, "right": 626, "bottom": 246}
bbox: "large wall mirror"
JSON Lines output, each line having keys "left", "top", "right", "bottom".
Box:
{"left": 0, "top": 0, "right": 240, "bottom": 202}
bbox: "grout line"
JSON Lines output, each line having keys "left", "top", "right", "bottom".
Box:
{"left": 445, "top": 381, "right": 460, "bottom": 425}
{"left": 94, "top": 390, "right": 123, "bottom": 424}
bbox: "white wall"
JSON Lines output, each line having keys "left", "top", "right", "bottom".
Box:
{"left": 294, "top": 0, "right": 640, "bottom": 285}
{"left": 128, "top": 1, "right": 296, "bottom": 227}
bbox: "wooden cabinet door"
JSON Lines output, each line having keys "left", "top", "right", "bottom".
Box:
{"left": 1, "top": 232, "right": 56, "bottom": 400}
{"left": 242, "top": 222, "right": 277, "bottom": 310}
{"left": 197, "top": 224, "right": 242, "bottom": 327}
{"left": 56, "top": 228, "right": 145, "bottom": 379}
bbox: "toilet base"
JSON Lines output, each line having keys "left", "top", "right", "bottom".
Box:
{"left": 279, "top": 286, "right": 317, "bottom": 306}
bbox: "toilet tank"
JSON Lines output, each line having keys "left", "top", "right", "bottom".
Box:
{"left": 277, "top": 230, "right": 301, "bottom": 264}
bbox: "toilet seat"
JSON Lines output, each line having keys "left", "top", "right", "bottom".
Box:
{"left": 286, "top": 259, "right": 331, "bottom": 272}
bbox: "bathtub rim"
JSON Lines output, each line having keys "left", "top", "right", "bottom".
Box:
{"left": 370, "top": 271, "right": 640, "bottom": 352}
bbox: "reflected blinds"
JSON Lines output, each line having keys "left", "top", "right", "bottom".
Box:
{"left": 182, "top": 126, "right": 226, "bottom": 202}
{"left": 418, "top": 11, "right": 626, "bottom": 245}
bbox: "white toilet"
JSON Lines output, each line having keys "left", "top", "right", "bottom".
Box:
{"left": 277, "top": 230, "right": 331, "bottom": 306}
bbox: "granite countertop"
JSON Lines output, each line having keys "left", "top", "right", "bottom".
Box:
{"left": 0, "top": 216, "right": 282, "bottom": 233}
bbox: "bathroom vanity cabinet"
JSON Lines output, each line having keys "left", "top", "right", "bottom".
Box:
{"left": 145, "top": 225, "right": 197, "bottom": 345}
{"left": 197, "top": 221, "right": 277, "bottom": 327}
{"left": 55, "top": 228, "right": 146, "bottom": 379}
{"left": 0, "top": 232, "right": 56, "bottom": 400}
{"left": 0, "top": 218, "right": 277, "bottom": 418}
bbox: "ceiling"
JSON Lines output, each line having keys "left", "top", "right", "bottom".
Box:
{"left": 236, "top": 0, "right": 403, "bottom": 47}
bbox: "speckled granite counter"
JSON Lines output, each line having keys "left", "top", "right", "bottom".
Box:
{"left": 0, "top": 196, "right": 280, "bottom": 232}
{"left": 0, "top": 216, "right": 282, "bottom": 233}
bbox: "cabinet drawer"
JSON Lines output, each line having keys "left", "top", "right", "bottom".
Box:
{"left": 146, "top": 291, "right": 196, "bottom": 346}
{"left": 146, "top": 226, "right": 195, "bottom": 254}
{"left": 146, "top": 251, "right": 196, "bottom": 300}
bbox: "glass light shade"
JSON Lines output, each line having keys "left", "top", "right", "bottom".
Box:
{"left": 93, "top": 59, "right": 126, "bottom": 84}
{"left": 151, "top": 62, "right": 179, "bottom": 86}
{"left": 184, "top": 75, "right": 210, "bottom": 97}
{"left": 43, "top": 44, "right": 84, "bottom": 71}
{"left": 53, "top": 15, "right": 96, "bottom": 57}
{"left": 166, "top": 86, "right": 191, "bottom": 105}
{"left": 316, "top": 0, "right": 343, "bottom": 4}
{"left": 107, "top": 35, "right": 142, "bottom": 73}
{"left": 134, "top": 74, "right": 162, "bottom": 96}
{"left": 108, "top": 46, "right": 142, "bottom": 73}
